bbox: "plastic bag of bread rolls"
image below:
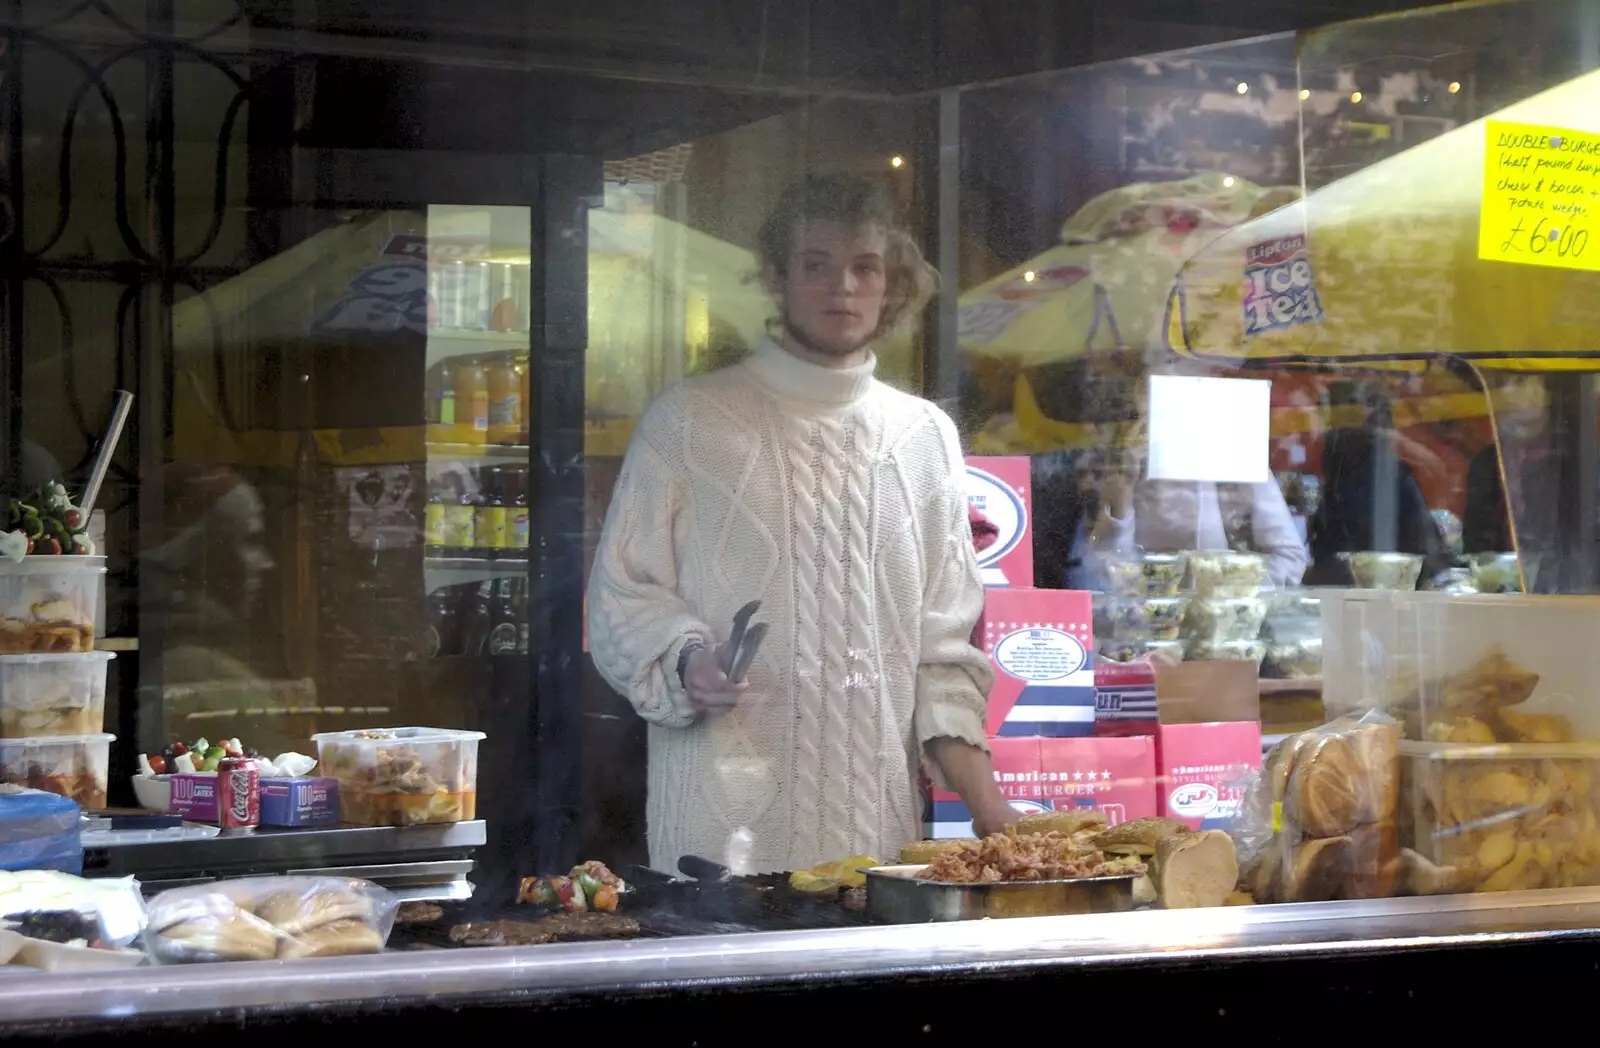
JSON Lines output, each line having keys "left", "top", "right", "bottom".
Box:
{"left": 1230, "top": 711, "right": 1401, "bottom": 903}
{"left": 143, "top": 876, "right": 397, "bottom": 963}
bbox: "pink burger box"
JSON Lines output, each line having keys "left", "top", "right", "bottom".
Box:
{"left": 979, "top": 588, "right": 1095, "bottom": 738}
{"left": 965, "top": 457, "right": 1033, "bottom": 588}
{"left": 925, "top": 735, "right": 1156, "bottom": 838}
{"left": 1096, "top": 660, "right": 1262, "bottom": 830}
{"left": 169, "top": 772, "right": 218, "bottom": 822}
{"left": 1157, "top": 721, "right": 1262, "bottom": 830}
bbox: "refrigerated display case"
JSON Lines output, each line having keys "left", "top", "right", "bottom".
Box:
{"left": 7, "top": 0, "right": 1600, "bottom": 1039}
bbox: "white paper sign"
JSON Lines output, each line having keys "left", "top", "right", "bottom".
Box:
{"left": 1145, "top": 374, "right": 1270, "bottom": 484}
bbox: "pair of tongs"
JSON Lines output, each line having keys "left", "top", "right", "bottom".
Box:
{"left": 720, "top": 600, "right": 768, "bottom": 684}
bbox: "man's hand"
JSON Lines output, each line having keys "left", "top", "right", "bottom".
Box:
{"left": 683, "top": 644, "right": 746, "bottom": 715}
{"left": 926, "top": 737, "right": 1018, "bottom": 839}
{"left": 971, "top": 799, "right": 1020, "bottom": 839}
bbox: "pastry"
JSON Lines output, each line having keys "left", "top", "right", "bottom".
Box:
{"left": 1494, "top": 708, "right": 1575, "bottom": 744}
{"left": 256, "top": 889, "right": 373, "bottom": 936}
{"left": 1289, "top": 735, "right": 1366, "bottom": 838}
{"left": 1011, "top": 810, "right": 1107, "bottom": 837}
{"left": 1153, "top": 830, "right": 1238, "bottom": 909}
{"left": 1427, "top": 716, "right": 1497, "bottom": 745}
{"left": 277, "top": 919, "right": 385, "bottom": 959}
{"left": 1438, "top": 650, "right": 1539, "bottom": 716}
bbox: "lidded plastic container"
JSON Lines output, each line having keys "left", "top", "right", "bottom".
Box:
{"left": 0, "top": 653, "right": 114, "bottom": 738}
{"left": 0, "top": 732, "right": 114, "bottom": 808}
{"left": 312, "top": 727, "right": 485, "bottom": 826}
{"left": 0, "top": 556, "right": 106, "bottom": 654}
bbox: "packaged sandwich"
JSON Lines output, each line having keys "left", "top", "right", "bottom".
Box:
{"left": 143, "top": 876, "right": 397, "bottom": 963}
{"left": 1232, "top": 710, "right": 1401, "bottom": 903}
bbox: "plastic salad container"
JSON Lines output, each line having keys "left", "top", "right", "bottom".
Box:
{"left": 1343, "top": 551, "right": 1424, "bottom": 591}
{"left": 1105, "top": 553, "right": 1188, "bottom": 597}
{"left": 1188, "top": 552, "right": 1268, "bottom": 597}
{"left": 0, "top": 653, "right": 114, "bottom": 738}
{"left": 312, "top": 727, "right": 486, "bottom": 826}
{"left": 1107, "top": 596, "right": 1189, "bottom": 640}
{"left": 1183, "top": 597, "right": 1268, "bottom": 644}
{"left": 0, "top": 557, "right": 105, "bottom": 654}
{"left": 1185, "top": 638, "right": 1268, "bottom": 668}
{"left": 0, "top": 733, "right": 114, "bottom": 808}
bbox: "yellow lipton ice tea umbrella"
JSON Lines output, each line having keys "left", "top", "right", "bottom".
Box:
{"left": 1167, "top": 67, "right": 1600, "bottom": 370}
{"left": 960, "top": 172, "right": 1300, "bottom": 367}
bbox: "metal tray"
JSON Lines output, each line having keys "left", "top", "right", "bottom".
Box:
{"left": 864, "top": 864, "right": 1137, "bottom": 922}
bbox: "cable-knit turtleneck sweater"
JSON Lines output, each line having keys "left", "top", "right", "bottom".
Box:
{"left": 587, "top": 340, "right": 992, "bottom": 873}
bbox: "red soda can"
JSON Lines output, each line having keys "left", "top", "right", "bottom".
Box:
{"left": 217, "top": 757, "right": 260, "bottom": 833}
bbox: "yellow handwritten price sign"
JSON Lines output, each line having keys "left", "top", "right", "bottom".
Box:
{"left": 1479, "top": 119, "right": 1600, "bottom": 272}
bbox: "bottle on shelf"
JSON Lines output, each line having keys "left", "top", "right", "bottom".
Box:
{"left": 460, "top": 580, "right": 494, "bottom": 656}
{"left": 423, "top": 479, "right": 448, "bottom": 556}
{"left": 504, "top": 466, "right": 530, "bottom": 555}
{"left": 509, "top": 576, "right": 529, "bottom": 655}
{"left": 453, "top": 355, "right": 490, "bottom": 445}
{"left": 516, "top": 354, "right": 531, "bottom": 444}
{"left": 427, "top": 585, "right": 461, "bottom": 657}
{"left": 475, "top": 466, "right": 507, "bottom": 559}
{"left": 427, "top": 359, "right": 457, "bottom": 444}
{"left": 488, "top": 577, "right": 519, "bottom": 656}
{"left": 442, "top": 473, "right": 477, "bottom": 557}
{"left": 487, "top": 353, "right": 524, "bottom": 445}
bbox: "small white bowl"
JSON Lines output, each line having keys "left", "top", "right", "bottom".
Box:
{"left": 130, "top": 774, "right": 171, "bottom": 812}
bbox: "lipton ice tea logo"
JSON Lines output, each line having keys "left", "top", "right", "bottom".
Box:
{"left": 1169, "top": 783, "right": 1219, "bottom": 819}
{"left": 1242, "top": 233, "right": 1324, "bottom": 337}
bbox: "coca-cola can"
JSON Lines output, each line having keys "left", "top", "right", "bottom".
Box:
{"left": 218, "top": 757, "right": 260, "bottom": 834}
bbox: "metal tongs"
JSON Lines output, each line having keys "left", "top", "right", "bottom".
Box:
{"left": 719, "top": 600, "right": 768, "bottom": 684}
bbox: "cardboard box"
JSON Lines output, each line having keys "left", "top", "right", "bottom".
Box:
{"left": 261, "top": 777, "right": 341, "bottom": 827}
{"left": 925, "top": 735, "right": 1156, "bottom": 838}
{"left": 980, "top": 588, "right": 1095, "bottom": 738}
{"left": 1158, "top": 720, "right": 1261, "bottom": 830}
{"left": 169, "top": 773, "right": 218, "bottom": 823}
{"left": 1095, "top": 660, "right": 1263, "bottom": 830}
{"left": 965, "top": 457, "right": 1033, "bottom": 587}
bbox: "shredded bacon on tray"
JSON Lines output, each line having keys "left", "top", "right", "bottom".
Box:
{"left": 917, "top": 832, "right": 1141, "bottom": 883}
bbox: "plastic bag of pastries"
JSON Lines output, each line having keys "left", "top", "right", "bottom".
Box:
{"left": 1230, "top": 711, "right": 1402, "bottom": 903}
{"left": 143, "top": 876, "right": 397, "bottom": 963}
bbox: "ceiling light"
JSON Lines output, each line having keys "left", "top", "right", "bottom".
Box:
{"left": 1022, "top": 270, "right": 1037, "bottom": 283}
{"left": 1350, "top": 90, "right": 1363, "bottom": 103}
{"left": 1236, "top": 82, "right": 1249, "bottom": 94}
{"left": 1298, "top": 88, "right": 1311, "bottom": 101}
{"left": 1223, "top": 176, "right": 1236, "bottom": 187}
{"left": 1448, "top": 81, "right": 1461, "bottom": 94}
{"left": 889, "top": 155, "right": 905, "bottom": 169}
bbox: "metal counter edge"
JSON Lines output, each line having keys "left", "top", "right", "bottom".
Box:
{"left": 4, "top": 887, "right": 1600, "bottom": 1025}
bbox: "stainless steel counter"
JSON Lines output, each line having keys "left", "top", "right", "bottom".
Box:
{"left": 5, "top": 886, "right": 1600, "bottom": 1026}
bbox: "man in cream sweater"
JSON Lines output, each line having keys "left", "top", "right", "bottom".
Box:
{"left": 588, "top": 175, "right": 1015, "bottom": 872}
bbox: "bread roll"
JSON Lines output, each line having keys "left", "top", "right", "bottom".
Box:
{"left": 1154, "top": 830, "right": 1238, "bottom": 909}
{"left": 159, "top": 911, "right": 281, "bottom": 961}
{"left": 1285, "top": 835, "right": 1353, "bottom": 902}
{"left": 1343, "top": 820, "right": 1400, "bottom": 899}
{"left": 1352, "top": 722, "right": 1399, "bottom": 822}
{"left": 898, "top": 839, "right": 974, "bottom": 865}
{"left": 276, "top": 918, "right": 385, "bottom": 959}
{"left": 256, "top": 889, "right": 374, "bottom": 935}
{"left": 1011, "top": 810, "right": 1106, "bottom": 837}
{"left": 1090, "top": 817, "right": 1192, "bottom": 857}
{"left": 1290, "top": 735, "right": 1366, "bottom": 838}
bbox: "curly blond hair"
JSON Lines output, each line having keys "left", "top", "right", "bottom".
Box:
{"left": 757, "top": 174, "right": 939, "bottom": 341}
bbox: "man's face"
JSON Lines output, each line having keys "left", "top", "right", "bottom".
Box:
{"left": 776, "top": 220, "right": 888, "bottom": 358}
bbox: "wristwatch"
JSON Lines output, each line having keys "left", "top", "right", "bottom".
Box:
{"left": 676, "top": 641, "right": 707, "bottom": 689}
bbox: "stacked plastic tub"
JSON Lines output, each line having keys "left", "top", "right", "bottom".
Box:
{"left": 0, "top": 557, "right": 113, "bottom": 809}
